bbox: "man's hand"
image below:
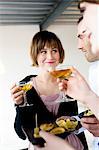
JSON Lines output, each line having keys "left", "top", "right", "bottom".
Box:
{"left": 34, "top": 131, "right": 75, "bottom": 150}
{"left": 57, "top": 67, "right": 92, "bottom": 104}
{"left": 81, "top": 116, "right": 99, "bottom": 137}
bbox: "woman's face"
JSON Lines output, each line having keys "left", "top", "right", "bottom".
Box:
{"left": 37, "top": 45, "right": 60, "bottom": 71}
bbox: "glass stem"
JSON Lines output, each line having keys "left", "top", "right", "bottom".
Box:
{"left": 62, "top": 92, "right": 69, "bottom": 102}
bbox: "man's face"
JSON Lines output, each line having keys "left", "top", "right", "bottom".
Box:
{"left": 78, "top": 2, "right": 99, "bottom": 62}
{"left": 77, "top": 21, "right": 96, "bottom": 62}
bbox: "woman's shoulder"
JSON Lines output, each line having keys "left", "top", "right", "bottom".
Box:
{"left": 20, "top": 75, "right": 37, "bottom": 83}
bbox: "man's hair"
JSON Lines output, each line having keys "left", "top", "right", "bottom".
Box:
{"left": 78, "top": 0, "right": 99, "bottom": 12}
{"left": 79, "top": 0, "right": 99, "bottom": 4}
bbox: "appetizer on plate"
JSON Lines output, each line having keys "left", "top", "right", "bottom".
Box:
{"left": 56, "top": 116, "right": 78, "bottom": 132}
{"left": 33, "top": 116, "right": 79, "bottom": 140}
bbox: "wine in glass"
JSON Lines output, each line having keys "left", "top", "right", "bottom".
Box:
{"left": 49, "top": 65, "right": 73, "bottom": 103}
{"left": 50, "top": 68, "right": 72, "bottom": 79}
{"left": 19, "top": 81, "right": 32, "bottom": 92}
{"left": 17, "top": 81, "right": 33, "bottom": 106}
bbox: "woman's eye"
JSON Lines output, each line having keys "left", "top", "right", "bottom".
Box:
{"left": 40, "top": 50, "right": 47, "bottom": 54}
{"left": 52, "top": 49, "right": 58, "bottom": 53}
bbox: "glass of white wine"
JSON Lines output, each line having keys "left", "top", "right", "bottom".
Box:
{"left": 48, "top": 65, "right": 73, "bottom": 104}
{"left": 17, "top": 81, "right": 33, "bottom": 107}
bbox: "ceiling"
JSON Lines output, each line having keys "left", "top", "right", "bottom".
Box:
{"left": 0, "top": 0, "right": 81, "bottom": 30}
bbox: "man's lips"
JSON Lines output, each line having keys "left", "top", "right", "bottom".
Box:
{"left": 81, "top": 48, "right": 87, "bottom": 52}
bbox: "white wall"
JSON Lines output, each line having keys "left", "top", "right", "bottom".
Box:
{"left": 0, "top": 25, "right": 39, "bottom": 150}
{"left": 0, "top": 24, "right": 90, "bottom": 149}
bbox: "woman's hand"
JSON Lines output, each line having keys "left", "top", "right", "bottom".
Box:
{"left": 10, "top": 84, "right": 24, "bottom": 105}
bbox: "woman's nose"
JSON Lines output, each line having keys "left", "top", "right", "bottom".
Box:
{"left": 47, "top": 51, "right": 53, "bottom": 59}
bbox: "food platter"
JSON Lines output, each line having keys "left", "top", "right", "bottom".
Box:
{"left": 23, "top": 109, "right": 94, "bottom": 147}
{"left": 32, "top": 115, "right": 81, "bottom": 146}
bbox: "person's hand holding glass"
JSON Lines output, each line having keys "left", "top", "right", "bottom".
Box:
{"left": 57, "top": 67, "right": 92, "bottom": 104}
{"left": 11, "top": 81, "right": 32, "bottom": 106}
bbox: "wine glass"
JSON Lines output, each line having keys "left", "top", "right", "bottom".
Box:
{"left": 48, "top": 65, "right": 74, "bottom": 104}
{"left": 17, "top": 81, "right": 33, "bottom": 107}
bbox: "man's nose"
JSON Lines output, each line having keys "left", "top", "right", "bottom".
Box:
{"left": 78, "top": 39, "right": 83, "bottom": 50}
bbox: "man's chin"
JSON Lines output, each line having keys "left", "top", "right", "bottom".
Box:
{"left": 85, "top": 56, "right": 98, "bottom": 62}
